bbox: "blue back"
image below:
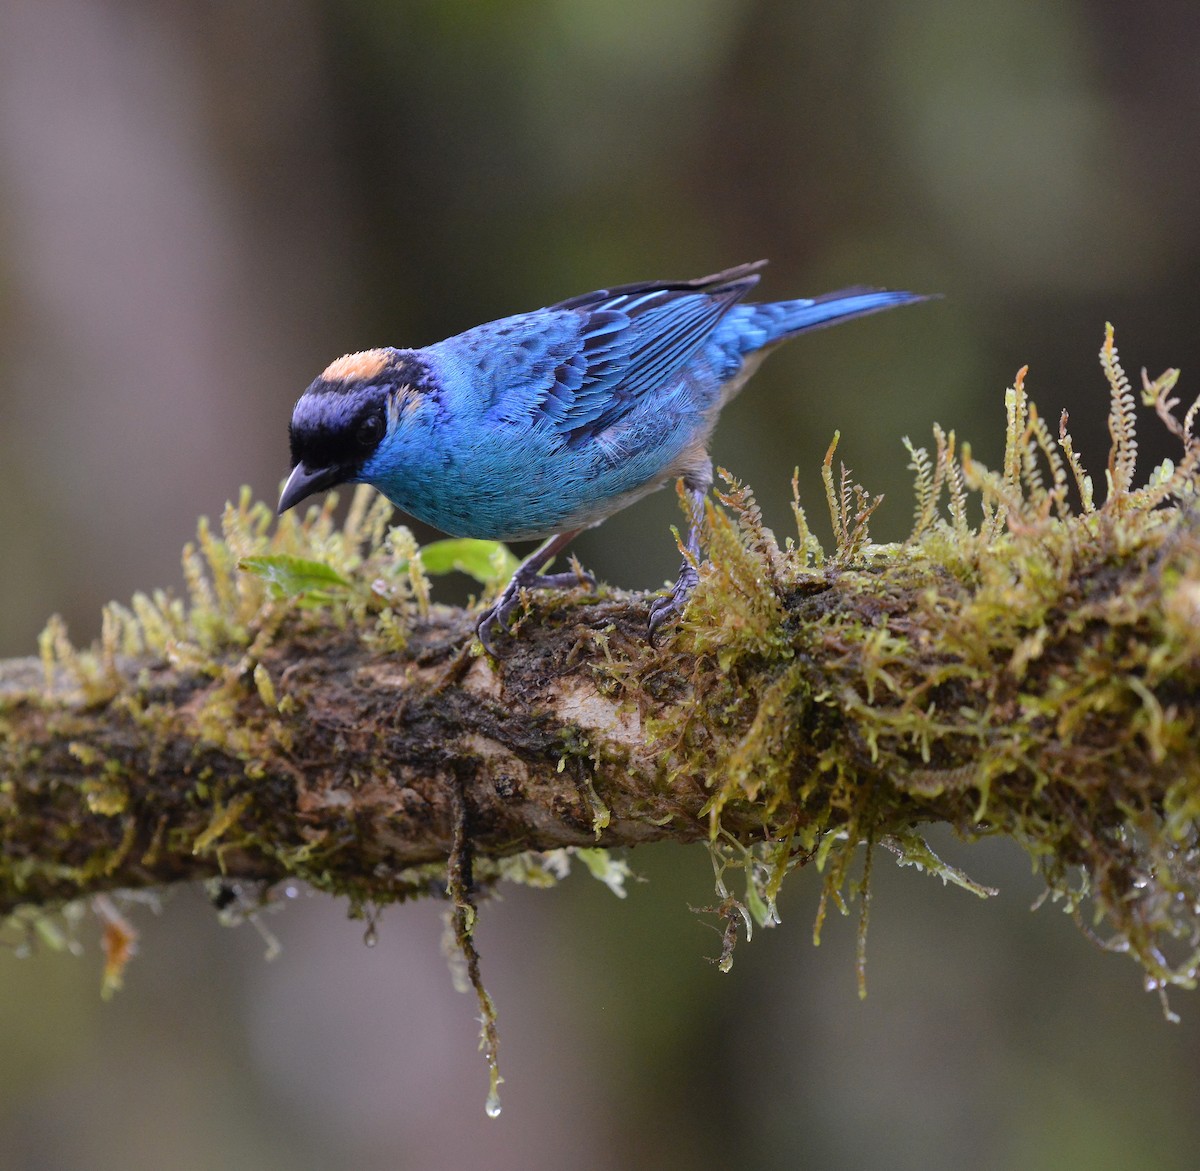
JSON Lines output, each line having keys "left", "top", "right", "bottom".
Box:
{"left": 357, "top": 266, "right": 927, "bottom": 540}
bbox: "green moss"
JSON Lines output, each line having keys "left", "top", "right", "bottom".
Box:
{"left": 625, "top": 328, "right": 1200, "bottom": 998}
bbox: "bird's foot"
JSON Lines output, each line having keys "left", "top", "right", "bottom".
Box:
{"left": 476, "top": 566, "right": 596, "bottom": 656}
{"left": 647, "top": 562, "right": 700, "bottom": 645}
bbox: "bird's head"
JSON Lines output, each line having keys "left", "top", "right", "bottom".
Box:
{"left": 278, "top": 348, "right": 429, "bottom": 514}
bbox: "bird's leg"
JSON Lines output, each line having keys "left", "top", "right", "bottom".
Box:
{"left": 648, "top": 469, "right": 710, "bottom": 642}
{"left": 476, "top": 529, "right": 594, "bottom": 654}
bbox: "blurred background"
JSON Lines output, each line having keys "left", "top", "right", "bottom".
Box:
{"left": 2, "top": 1, "right": 1200, "bottom": 1167}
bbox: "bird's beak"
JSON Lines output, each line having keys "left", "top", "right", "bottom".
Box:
{"left": 278, "top": 462, "right": 346, "bottom": 514}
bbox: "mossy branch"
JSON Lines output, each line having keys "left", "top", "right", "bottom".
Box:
{"left": 4, "top": 327, "right": 1200, "bottom": 1011}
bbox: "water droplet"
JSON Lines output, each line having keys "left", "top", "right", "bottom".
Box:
{"left": 363, "top": 923, "right": 377, "bottom": 948}
{"left": 485, "top": 1090, "right": 502, "bottom": 1119}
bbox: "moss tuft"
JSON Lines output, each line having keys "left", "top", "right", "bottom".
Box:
{"left": 637, "top": 328, "right": 1200, "bottom": 995}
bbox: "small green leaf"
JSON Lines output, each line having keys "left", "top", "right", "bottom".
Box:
{"left": 419, "top": 539, "right": 519, "bottom": 585}
{"left": 238, "top": 555, "right": 351, "bottom": 599}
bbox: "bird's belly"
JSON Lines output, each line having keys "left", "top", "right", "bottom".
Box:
{"left": 388, "top": 419, "right": 703, "bottom": 542}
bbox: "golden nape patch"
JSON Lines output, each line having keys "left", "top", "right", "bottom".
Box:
{"left": 321, "top": 349, "right": 390, "bottom": 383}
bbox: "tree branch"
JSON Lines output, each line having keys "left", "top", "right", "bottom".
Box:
{"left": 0, "top": 594, "right": 728, "bottom": 914}
{"left": 3, "top": 335, "right": 1200, "bottom": 998}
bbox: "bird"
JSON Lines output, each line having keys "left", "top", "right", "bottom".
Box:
{"left": 278, "top": 261, "right": 931, "bottom": 651}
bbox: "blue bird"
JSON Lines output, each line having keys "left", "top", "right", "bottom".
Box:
{"left": 278, "top": 262, "right": 930, "bottom": 649}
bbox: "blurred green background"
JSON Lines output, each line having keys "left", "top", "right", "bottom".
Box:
{"left": 3, "top": 2, "right": 1200, "bottom": 1168}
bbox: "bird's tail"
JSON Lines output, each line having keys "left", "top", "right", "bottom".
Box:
{"left": 729, "top": 287, "right": 933, "bottom": 354}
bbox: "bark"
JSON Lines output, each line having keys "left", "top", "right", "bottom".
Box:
{"left": 2, "top": 471, "right": 1200, "bottom": 991}
{"left": 0, "top": 596, "right": 712, "bottom": 915}
{"left": 0, "top": 534, "right": 1196, "bottom": 906}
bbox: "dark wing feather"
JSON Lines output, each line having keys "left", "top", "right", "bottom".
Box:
{"left": 539, "top": 262, "right": 765, "bottom": 444}
{"left": 550, "top": 260, "right": 767, "bottom": 312}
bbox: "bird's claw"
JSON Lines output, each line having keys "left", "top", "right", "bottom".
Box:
{"left": 475, "top": 568, "right": 596, "bottom": 656}
{"left": 647, "top": 563, "right": 700, "bottom": 645}
{"left": 475, "top": 591, "right": 520, "bottom": 658}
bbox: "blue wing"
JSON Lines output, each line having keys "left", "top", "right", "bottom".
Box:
{"left": 534, "top": 262, "right": 765, "bottom": 445}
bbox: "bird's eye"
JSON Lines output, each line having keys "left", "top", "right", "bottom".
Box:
{"left": 356, "top": 413, "right": 384, "bottom": 450}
